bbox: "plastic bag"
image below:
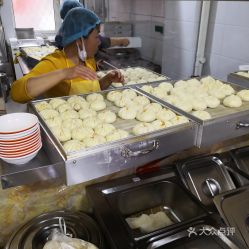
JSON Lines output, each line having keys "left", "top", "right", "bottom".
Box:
{"left": 43, "top": 218, "right": 98, "bottom": 249}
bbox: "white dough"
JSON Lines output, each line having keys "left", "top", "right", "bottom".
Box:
{"left": 35, "top": 101, "right": 51, "bottom": 112}
{"left": 237, "top": 90, "right": 249, "bottom": 101}
{"left": 158, "top": 82, "right": 173, "bottom": 92}
{"left": 191, "top": 99, "right": 207, "bottom": 111}
{"left": 94, "top": 123, "right": 116, "bottom": 136}
{"left": 57, "top": 103, "right": 72, "bottom": 113}
{"left": 40, "top": 109, "right": 59, "bottom": 120}
{"left": 51, "top": 127, "right": 71, "bottom": 142}
{"left": 152, "top": 87, "right": 168, "bottom": 99}
{"left": 106, "top": 129, "right": 129, "bottom": 142}
{"left": 67, "top": 95, "right": 86, "bottom": 104}
{"left": 63, "top": 140, "right": 85, "bottom": 153}
{"left": 133, "top": 123, "right": 155, "bottom": 135}
{"left": 174, "top": 100, "right": 193, "bottom": 112}
{"left": 156, "top": 109, "right": 176, "bottom": 122}
{"left": 114, "top": 96, "right": 133, "bottom": 108}
{"left": 82, "top": 117, "right": 102, "bottom": 129}
{"left": 49, "top": 98, "right": 67, "bottom": 109}
{"left": 141, "top": 85, "right": 154, "bottom": 94}
{"left": 208, "top": 89, "right": 226, "bottom": 99}
{"left": 152, "top": 120, "right": 173, "bottom": 130}
{"left": 223, "top": 94, "right": 242, "bottom": 108}
{"left": 170, "top": 116, "right": 189, "bottom": 125}
{"left": 174, "top": 80, "right": 188, "bottom": 88}
{"left": 45, "top": 116, "right": 62, "bottom": 128}
{"left": 122, "top": 89, "right": 137, "bottom": 99}
{"left": 98, "top": 110, "right": 116, "bottom": 123}
{"left": 70, "top": 101, "right": 89, "bottom": 111}
{"left": 90, "top": 101, "right": 106, "bottom": 111}
{"left": 133, "top": 96, "right": 150, "bottom": 106}
{"left": 62, "top": 118, "right": 83, "bottom": 130}
{"left": 221, "top": 84, "right": 235, "bottom": 96}
{"left": 106, "top": 91, "right": 122, "bottom": 102}
{"left": 144, "top": 103, "right": 162, "bottom": 114}
{"left": 84, "top": 135, "right": 106, "bottom": 147}
{"left": 136, "top": 109, "right": 156, "bottom": 122}
{"left": 118, "top": 107, "right": 137, "bottom": 120}
{"left": 60, "top": 110, "right": 79, "bottom": 120}
{"left": 71, "top": 126, "right": 94, "bottom": 140}
{"left": 192, "top": 110, "right": 211, "bottom": 120}
{"left": 79, "top": 109, "right": 97, "bottom": 119}
{"left": 86, "top": 93, "right": 104, "bottom": 102}
{"left": 204, "top": 96, "right": 220, "bottom": 108}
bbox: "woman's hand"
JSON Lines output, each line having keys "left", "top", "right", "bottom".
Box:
{"left": 64, "top": 64, "right": 97, "bottom": 80}
{"left": 99, "top": 70, "right": 124, "bottom": 90}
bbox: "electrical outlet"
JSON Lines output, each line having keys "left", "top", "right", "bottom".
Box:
{"left": 155, "top": 25, "right": 164, "bottom": 34}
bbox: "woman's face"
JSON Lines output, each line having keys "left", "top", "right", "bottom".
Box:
{"left": 84, "top": 28, "right": 100, "bottom": 58}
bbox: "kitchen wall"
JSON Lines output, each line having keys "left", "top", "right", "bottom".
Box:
{"left": 203, "top": 1, "right": 249, "bottom": 80}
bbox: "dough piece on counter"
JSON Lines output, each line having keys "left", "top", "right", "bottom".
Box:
{"left": 51, "top": 127, "right": 71, "bottom": 142}
{"left": 133, "top": 96, "right": 150, "bottom": 107}
{"left": 70, "top": 101, "right": 89, "bottom": 111}
{"left": 163, "top": 95, "right": 178, "bottom": 105}
{"left": 152, "top": 87, "right": 168, "bottom": 99}
{"left": 106, "top": 91, "right": 122, "bottom": 102}
{"left": 118, "top": 107, "right": 137, "bottom": 120}
{"left": 133, "top": 122, "right": 155, "bottom": 135}
{"left": 122, "top": 89, "right": 137, "bottom": 99}
{"left": 106, "top": 129, "right": 129, "bottom": 142}
{"left": 223, "top": 94, "right": 242, "bottom": 108}
{"left": 158, "top": 82, "right": 173, "bottom": 92}
{"left": 174, "top": 80, "right": 188, "bottom": 88}
{"left": 97, "top": 71, "right": 106, "bottom": 78}
{"left": 200, "top": 76, "right": 216, "bottom": 85}
{"left": 152, "top": 119, "right": 173, "bottom": 130}
{"left": 84, "top": 135, "right": 106, "bottom": 147}
{"left": 40, "top": 109, "right": 59, "bottom": 120}
{"left": 79, "top": 109, "right": 97, "bottom": 120}
{"left": 62, "top": 118, "right": 83, "bottom": 130}
{"left": 204, "top": 96, "right": 220, "bottom": 108}
{"left": 187, "top": 78, "right": 201, "bottom": 87}
{"left": 71, "top": 126, "right": 94, "bottom": 140}
{"left": 191, "top": 99, "right": 207, "bottom": 111}
{"left": 237, "top": 90, "right": 249, "bottom": 101}
{"left": 208, "top": 89, "right": 226, "bottom": 99}
{"left": 35, "top": 101, "right": 52, "bottom": 112}
{"left": 49, "top": 98, "right": 67, "bottom": 109}
{"left": 67, "top": 95, "right": 86, "bottom": 104}
{"left": 98, "top": 110, "right": 116, "bottom": 123}
{"left": 144, "top": 103, "right": 162, "bottom": 114}
{"left": 94, "top": 123, "right": 116, "bottom": 136}
{"left": 141, "top": 85, "right": 154, "bottom": 94}
{"left": 170, "top": 116, "right": 189, "bottom": 126}
{"left": 156, "top": 109, "right": 176, "bottom": 122}
{"left": 174, "top": 100, "right": 193, "bottom": 112}
{"left": 136, "top": 109, "right": 156, "bottom": 122}
{"left": 192, "top": 110, "right": 211, "bottom": 120}
{"left": 82, "top": 117, "right": 102, "bottom": 129}
{"left": 86, "top": 93, "right": 104, "bottom": 102}
{"left": 60, "top": 110, "right": 79, "bottom": 120}
{"left": 114, "top": 96, "right": 133, "bottom": 108}
{"left": 90, "top": 101, "right": 106, "bottom": 111}
{"left": 221, "top": 84, "right": 235, "bottom": 96}
{"left": 57, "top": 103, "right": 72, "bottom": 113}
{"left": 112, "top": 82, "right": 124, "bottom": 87}
{"left": 46, "top": 116, "right": 62, "bottom": 128}
{"left": 63, "top": 139, "right": 85, "bottom": 153}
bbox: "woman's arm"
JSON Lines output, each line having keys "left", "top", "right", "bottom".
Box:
{"left": 99, "top": 70, "right": 124, "bottom": 90}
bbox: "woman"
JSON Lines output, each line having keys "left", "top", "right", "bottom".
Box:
{"left": 11, "top": 7, "right": 123, "bottom": 103}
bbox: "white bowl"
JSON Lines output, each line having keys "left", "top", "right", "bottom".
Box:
{"left": 0, "top": 144, "right": 42, "bottom": 165}
{"left": 0, "top": 113, "right": 38, "bottom": 134}
{"left": 0, "top": 135, "right": 40, "bottom": 149}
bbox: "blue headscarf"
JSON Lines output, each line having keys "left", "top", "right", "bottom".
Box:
{"left": 60, "top": 0, "right": 84, "bottom": 20}
{"left": 59, "top": 7, "right": 101, "bottom": 48}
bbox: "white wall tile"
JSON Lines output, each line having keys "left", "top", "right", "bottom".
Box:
{"left": 132, "top": 0, "right": 152, "bottom": 16}
{"left": 151, "top": 0, "right": 165, "bottom": 17}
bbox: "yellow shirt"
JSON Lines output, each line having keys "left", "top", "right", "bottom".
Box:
{"left": 11, "top": 49, "right": 101, "bottom": 103}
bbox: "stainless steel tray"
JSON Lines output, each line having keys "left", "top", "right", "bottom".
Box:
{"left": 177, "top": 155, "right": 235, "bottom": 210}
{"left": 228, "top": 71, "right": 249, "bottom": 88}
{"left": 28, "top": 88, "right": 196, "bottom": 185}
{"left": 135, "top": 78, "right": 249, "bottom": 147}
{"left": 97, "top": 66, "right": 170, "bottom": 88}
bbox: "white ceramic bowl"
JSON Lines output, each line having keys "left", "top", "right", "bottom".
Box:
{"left": 0, "top": 113, "right": 38, "bottom": 134}
{"left": 0, "top": 144, "right": 42, "bottom": 165}
{"left": 0, "top": 135, "right": 40, "bottom": 149}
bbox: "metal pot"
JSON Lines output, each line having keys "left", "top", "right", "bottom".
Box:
{"left": 5, "top": 210, "right": 104, "bottom": 249}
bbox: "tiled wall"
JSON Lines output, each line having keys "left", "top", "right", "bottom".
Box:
{"left": 203, "top": 1, "right": 249, "bottom": 80}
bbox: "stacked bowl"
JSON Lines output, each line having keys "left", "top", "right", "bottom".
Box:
{"left": 0, "top": 113, "right": 42, "bottom": 165}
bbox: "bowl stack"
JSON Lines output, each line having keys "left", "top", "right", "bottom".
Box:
{"left": 0, "top": 113, "right": 42, "bottom": 165}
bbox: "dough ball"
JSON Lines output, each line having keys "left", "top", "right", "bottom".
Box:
{"left": 158, "top": 82, "right": 173, "bottom": 92}
{"left": 118, "top": 107, "right": 137, "bottom": 120}
{"left": 136, "top": 109, "right": 156, "bottom": 122}
{"left": 51, "top": 127, "right": 71, "bottom": 142}
{"left": 63, "top": 140, "right": 85, "bottom": 153}
{"left": 46, "top": 116, "right": 62, "bottom": 129}
{"left": 163, "top": 95, "right": 178, "bottom": 105}
{"left": 35, "top": 101, "right": 52, "bottom": 112}
{"left": 204, "top": 96, "right": 220, "bottom": 108}
{"left": 57, "top": 103, "right": 72, "bottom": 113}
{"left": 152, "top": 120, "right": 173, "bottom": 130}
{"left": 79, "top": 109, "right": 97, "bottom": 119}
{"left": 221, "top": 84, "right": 235, "bottom": 96}
{"left": 174, "top": 80, "right": 187, "bottom": 88}
{"left": 174, "top": 100, "right": 193, "bottom": 112}
{"left": 98, "top": 110, "right": 116, "bottom": 123}
{"left": 141, "top": 85, "right": 154, "bottom": 94}
{"left": 106, "top": 91, "right": 122, "bottom": 102}
{"left": 71, "top": 126, "right": 94, "bottom": 140}
{"left": 200, "top": 76, "right": 216, "bottom": 85}
{"left": 86, "top": 93, "right": 104, "bottom": 102}
{"left": 192, "top": 110, "right": 211, "bottom": 120}
{"left": 144, "top": 103, "right": 162, "bottom": 114}
{"left": 133, "top": 123, "right": 155, "bottom": 135}
{"left": 49, "top": 98, "right": 67, "bottom": 109}
{"left": 112, "top": 82, "right": 123, "bottom": 87}
{"left": 67, "top": 95, "right": 86, "bottom": 104}
{"left": 223, "top": 94, "right": 242, "bottom": 108}
{"left": 156, "top": 109, "right": 176, "bottom": 122}
{"left": 237, "top": 90, "right": 249, "bottom": 101}
{"left": 60, "top": 110, "right": 79, "bottom": 120}
{"left": 70, "top": 101, "right": 89, "bottom": 111}
{"left": 122, "top": 89, "right": 137, "bottom": 99}
{"left": 40, "top": 109, "right": 59, "bottom": 120}
{"left": 94, "top": 123, "right": 116, "bottom": 137}
{"left": 208, "top": 89, "right": 226, "bottom": 99}
{"left": 114, "top": 96, "right": 133, "bottom": 108}
{"left": 152, "top": 87, "right": 168, "bottom": 99}
{"left": 191, "top": 99, "right": 207, "bottom": 111}
{"left": 84, "top": 135, "right": 106, "bottom": 147}
{"left": 106, "top": 129, "right": 129, "bottom": 142}
{"left": 62, "top": 118, "right": 83, "bottom": 130}
{"left": 90, "top": 101, "right": 106, "bottom": 111}
{"left": 170, "top": 116, "right": 189, "bottom": 126}
{"left": 82, "top": 117, "right": 102, "bottom": 129}
{"left": 133, "top": 96, "right": 150, "bottom": 106}
{"left": 187, "top": 78, "right": 201, "bottom": 87}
